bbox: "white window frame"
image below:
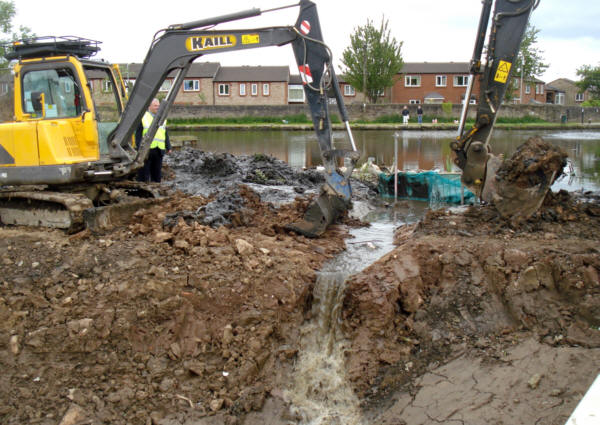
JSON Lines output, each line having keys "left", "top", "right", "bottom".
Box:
{"left": 535, "top": 84, "right": 540, "bottom": 94}
{"left": 251, "top": 83, "right": 258, "bottom": 96}
{"left": 262, "top": 83, "right": 270, "bottom": 96}
{"left": 239, "top": 83, "right": 246, "bottom": 96}
{"left": 409, "top": 99, "right": 420, "bottom": 104}
{"left": 525, "top": 84, "right": 531, "bottom": 94}
{"left": 576, "top": 92, "right": 584, "bottom": 102}
{"left": 344, "top": 84, "right": 355, "bottom": 96}
{"left": 102, "top": 79, "right": 112, "bottom": 92}
{"left": 435, "top": 75, "right": 447, "bottom": 87}
{"left": 405, "top": 75, "right": 421, "bottom": 87}
{"left": 159, "top": 79, "right": 172, "bottom": 92}
{"left": 183, "top": 79, "right": 200, "bottom": 92}
{"left": 453, "top": 75, "right": 469, "bottom": 87}
{"left": 288, "top": 84, "right": 305, "bottom": 103}
{"left": 218, "top": 83, "right": 230, "bottom": 96}
{"left": 555, "top": 92, "right": 565, "bottom": 105}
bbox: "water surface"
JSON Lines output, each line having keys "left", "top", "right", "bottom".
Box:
{"left": 171, "top": 128, "right": 600, "bottom": 192}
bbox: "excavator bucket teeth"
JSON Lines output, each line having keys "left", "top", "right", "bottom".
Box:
{"left": 481, "top": 137, "right": 568, "bottom": 224}
{"left": 285, "top": 192, "right": 349, "bottom": 238}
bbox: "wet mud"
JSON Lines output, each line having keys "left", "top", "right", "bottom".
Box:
{"left": 0, "top": 148, "right": 598, "bottom": 425}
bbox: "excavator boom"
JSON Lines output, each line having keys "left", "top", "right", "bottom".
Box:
{"left": 452, "top": 0, "right": 565, "bottom": 223}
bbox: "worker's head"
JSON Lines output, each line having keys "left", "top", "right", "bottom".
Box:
{"left": 149, "top": 98, "right": 160, "bottom": 114}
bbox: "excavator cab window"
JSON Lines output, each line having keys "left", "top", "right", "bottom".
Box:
{"left": 83, "top": 65, "right": 123, "bottom": 155}
{"left": 22, "top": 68, "right": 80, "bottom": 118}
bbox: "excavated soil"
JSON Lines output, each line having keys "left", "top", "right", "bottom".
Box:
{"left": 1, "top": 149, "right": 599, "bottom": 425}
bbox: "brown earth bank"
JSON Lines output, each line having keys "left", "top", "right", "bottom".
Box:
{"left": 0, "top": 150, "right": 599, "bottom": 425}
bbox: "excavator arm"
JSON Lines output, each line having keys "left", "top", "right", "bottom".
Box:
{"left": 106, "top": 0, "right": 357, "bottom": 237}
{"left": 452, "top": 0, "right": 546, "bottom": 212}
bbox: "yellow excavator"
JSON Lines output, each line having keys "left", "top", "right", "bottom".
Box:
{"left": 0, "top": 0, "right": 358, "bottom": 235}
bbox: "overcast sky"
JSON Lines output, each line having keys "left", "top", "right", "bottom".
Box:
{"left": 13, "top": 0, "right": 600, "bottom": 83}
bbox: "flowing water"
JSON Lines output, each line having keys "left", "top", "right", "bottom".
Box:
{"left": 284, "top": 204, "right": 423, "bottom": 425}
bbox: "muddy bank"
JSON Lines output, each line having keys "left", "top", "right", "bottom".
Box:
{"left": 0, "top": 148, "right": 599, "bottom": 425}
{"left": 342, "top": 189, "right": 600, "bottom": 424}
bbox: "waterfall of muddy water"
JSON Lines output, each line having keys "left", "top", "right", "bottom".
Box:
{"left": 285, "top": 205, "right": 415, "bottom": 425}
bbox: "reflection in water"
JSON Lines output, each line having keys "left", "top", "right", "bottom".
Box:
{"left": 171, "top": 128, "right": 600, "bottom": 192}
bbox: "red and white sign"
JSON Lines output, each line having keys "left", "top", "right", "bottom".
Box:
{"left": 300, "top": 20, "right": 311, "bottom": 35}
{"left": 298, "top": 64, "right": 313, "bottom": 84}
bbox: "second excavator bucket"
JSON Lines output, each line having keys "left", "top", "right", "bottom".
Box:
{"left": 481, "top": 137, "right": 568, "bottom": 224}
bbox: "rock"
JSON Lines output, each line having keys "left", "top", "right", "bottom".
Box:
{"left": 154, "top": 231, "right": 173, "bottom": 243}
{"left": 235, "top": 239, "right": 254, "bottom": 256}
{"left": 504, "top": 249, "right": 529, "bottom": 271}
{"left": 516, "top": 266, "right": 540, "bottom": 292}
{"left": 210, "top": 398, "right": 224, "bottom": 411}
{"left": 58, "top": 404, "right": 87, "bottom": 425}
{"left": 528, "top": 373, "right": 542, "bottom": 389}
{"left": 9, "top": 335, "right": 19, "bottom": 355}
{"left": 222, "top": 324, "right": 234, "bottom": 345}
{"left": 174, "top": 239, "right": 190, "bottom": 252}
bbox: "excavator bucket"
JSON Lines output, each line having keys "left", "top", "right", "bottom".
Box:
{"left": 481, "top": 137, "right": 568, "bottom": 224}
{"left": 286, "top": 191, "right": 350, "bottom": 238}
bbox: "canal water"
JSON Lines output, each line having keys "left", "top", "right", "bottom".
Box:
{"left": 171, "top": 128, "right": 600, "bottom": 193}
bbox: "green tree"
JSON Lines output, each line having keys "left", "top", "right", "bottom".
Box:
{"left": 505, "top": 24, "right": 548, "bottom": 101}
{"left": 576, "top": 64, "right": 600, "bottom": 101}
{"left": 0, "top": 0, "right": 34, "bottom": 61}
{"left": 340, "top": 17, "right": 403, "bottom": 104}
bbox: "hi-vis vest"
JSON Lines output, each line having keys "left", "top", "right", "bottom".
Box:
{"left": 142, "top": 111, "right": 167, "bottom": 150}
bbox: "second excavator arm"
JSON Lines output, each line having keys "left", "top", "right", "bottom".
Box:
{"left": 105, "top": 0, "right": 357, "bottom": 237}
{"left": 452, "top": 0, "right": 539, "bottom": 201}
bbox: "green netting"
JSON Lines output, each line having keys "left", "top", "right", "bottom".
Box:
{"left": 378, "top": 171, "right": 476, "bottom": 205}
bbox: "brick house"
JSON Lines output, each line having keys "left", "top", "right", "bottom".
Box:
{"left": 213, "top": 66, "right": 289, "bottom": 105}
{"left": 508, "top": 76, "right": 546, "bottom": 104}
{"left": 546, "top": 78, "right": 589, "bottom": 105}
{"left": 392, "top": 62, "right": 481, "bottom": 105}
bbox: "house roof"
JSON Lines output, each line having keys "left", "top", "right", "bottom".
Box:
{"left": 545, "top": 85, "right": 565, "bottom": 93}
{"left": 117, "top": 62, "right": 220, "bottom": 79}
{"left": 214, "top": 66, "right": 289, "bottom": 82}
{"left": 289, "top": 74, "right": 303, "bottom": 85}
{"left": 400, "top": 62, "right": 470, "bottom": 74}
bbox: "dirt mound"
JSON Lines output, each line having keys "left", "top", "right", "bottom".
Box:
{"left": 496, "top": 136, "right": 568, "bottom": 186}
{"left": 0, "top": 186, "right": 353, "bottom": 425}
{"left": 341, "top": 190, "right": 600, "bottom": 423}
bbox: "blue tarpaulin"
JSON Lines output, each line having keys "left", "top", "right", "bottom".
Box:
{"left": 378, "top": 171, "right": 476, "bottom": 205}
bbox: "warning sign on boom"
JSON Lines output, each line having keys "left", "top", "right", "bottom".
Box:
{"left": 494, "top": 60, "right": 512, "bottom": 84}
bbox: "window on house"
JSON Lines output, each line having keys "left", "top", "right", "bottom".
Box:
{"left": 183, "top": 80, "right": 200, "bottom": 92}
{"left": 218, "top": 83, "right": 230, "bottom": 96}
{"left": 535, "top": 84, "right": 540, "bottom": 94}
{"left": 288, "top": 85, "right": 305, "bottom": 103}
{"left": 102, "top": 79, "right": 112, "bottom": 92}
{"left": 453, "top": 75, "right": 469, "bottom": 87}
{"left": 405, "top": 75, "right": 421, "bottom": 87}
{"left": 344, "top": 85, "right": 355, "bottom": 96}
{"left": 159, "top": 79, "right": 172, "bottom": 92}
{"left": 525, "top": 84, "right": 531, "bottom": 94}
{"left": 409, "top": 99, "right": 420, "bottom": 104}
{"left": 239, "top": 83, "right": 246, "bottom": 96}
{"left": 436, "top": 75, "right": 447, "bottom": 87}
{"left": 555, "top": 92, "right": 565, "bottom": 105}
{"left": 262, "top": 83, "right": 270, "bottom": 96}
{"left": 251, "top": 83, "right": 258, "bottom": 96}
{"left": 576, "top": 92, "right": 584, "bottom": 102}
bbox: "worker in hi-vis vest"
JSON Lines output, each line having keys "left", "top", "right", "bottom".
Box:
{"left": 135, "top": 98, "right": 171, "bottom": 183}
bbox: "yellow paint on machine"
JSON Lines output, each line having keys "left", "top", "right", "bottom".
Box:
{"left": 494, "top": 60, "right": 512, "bottom": 84}
{"left": 186, "top": 35, "right": 237, "bottom": 52}
{"left": 242, "top": 34, "right": 260, "bottom": 45}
